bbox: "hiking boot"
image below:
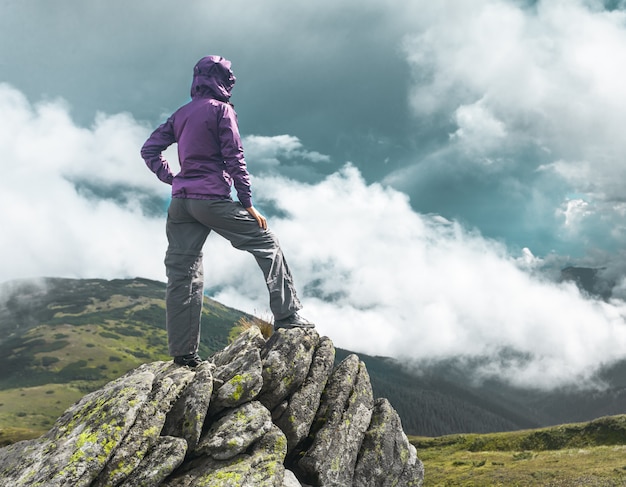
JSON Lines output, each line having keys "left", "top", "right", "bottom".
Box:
{"left": 173, "top": 352, "right": 204, "bottom": 367}
{"left": 274, "top": 312, "right": 315, "bottom": 330}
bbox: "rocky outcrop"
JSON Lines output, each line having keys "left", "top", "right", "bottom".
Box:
{"left": 0, "top": 327, "right": 424, "bottom": 486}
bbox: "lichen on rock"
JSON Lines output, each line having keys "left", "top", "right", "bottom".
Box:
{"left": 121, "top": 435, "right": 188, "bottom": 487}
{"left": 209, "top": 327, "right": 265, "bottom": 415}
{"left": 297, "top": 354, "right": 375, "bottom": 486}
{"left": 163, "top": 360, "right": 215, "bottom": 450}
{"left": 0, "top": 327, "right": 424, "bottom": 487}
{"left": 258, "top": 328, "right": 319, "bottom": 412}
{"left": 353, "top": 398, "right": 425, "bottom": 486}
{"left": 273, "top": 336, "right": 335, "bottom": 453}
{"left": 195, "top": 401, "right": 273, "bottom": 460}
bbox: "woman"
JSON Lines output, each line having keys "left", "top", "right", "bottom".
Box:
{"left": 141, "top": 55, "right": 313, "bottom": 367}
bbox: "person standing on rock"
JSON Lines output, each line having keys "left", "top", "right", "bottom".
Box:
{"left": 141, "top": 55, "right": 314, "bottom": 367}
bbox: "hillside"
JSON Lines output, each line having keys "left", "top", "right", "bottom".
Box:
{"left": 411, "top": 415, "right": 626, "bottom": 486}
{"left": 353, "top": 350, "right": 626, "bottom": 436}
{"left": 0, "top": 277, "right": 247, "bottom": 435}
{"left": 1, "top": 277, "right": 626, "bottom": 440}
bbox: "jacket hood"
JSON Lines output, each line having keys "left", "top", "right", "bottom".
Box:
{"left": 190, "top": 56, "right": 236, "bottom": 102}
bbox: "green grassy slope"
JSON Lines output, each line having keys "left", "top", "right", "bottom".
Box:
{"left": 411, "top": 415, "right": 626, "bottom": 486}
{"left": 0, "top": 277, "right": 248, "bottom": 437}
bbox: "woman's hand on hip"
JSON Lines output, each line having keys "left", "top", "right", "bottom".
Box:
{"left": 245, "top": 206, "right": 268, "bottom": 230}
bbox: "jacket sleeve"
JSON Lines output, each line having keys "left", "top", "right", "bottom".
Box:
{"left": 218, "top": 105, "right": 252, "bottom": 208}
{"left": 140, "top": 118, "right": 176, "bottom": 185}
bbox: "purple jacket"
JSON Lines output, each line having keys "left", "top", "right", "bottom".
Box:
{"left": 141, "top": 56, "right": 252, "bottom": 208}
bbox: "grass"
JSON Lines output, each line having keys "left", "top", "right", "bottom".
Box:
{"left": 0, "top": 426, "right": 43, "bottom": 447}
{"left": 0, "top": 278, "right": 254, "bottom": 440}
{"left": 411, "top": 415, "right": 626, "bottom": 486}
{"left": 0, "top": 322, "right": 170, "bottom": 387}
{"left": 228, "top": 314, "right": 274, "bottom": 341}
{"left": 0, "top": 383, "right": 85, "bottom": 432}
{"left": 0, "top": 320, "right": 172, "bottom": 436}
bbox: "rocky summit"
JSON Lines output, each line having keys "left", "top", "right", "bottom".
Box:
{"left": 0, "top": 326, "right": 424, "bottom": 486}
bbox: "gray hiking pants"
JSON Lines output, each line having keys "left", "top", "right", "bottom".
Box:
{"left": 164, "top": 197, "right": 302, "bottom": 356}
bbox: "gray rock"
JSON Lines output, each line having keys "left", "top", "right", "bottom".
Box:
{"left": 274, "top": 336, "right": 335, "bottom": 452}
{"left": 163, "top": 361, "right": 215, "bottom": 450}
{"left": 163, "top": 423, "right": 288, "bottom": 487}
{"left": 119, "top": 435, "right": 187, "bottom": 487}
{"left": 210, "top": 347, "right": 263, "bottom": 412}
{"left": 0, "top": 438, "right": 45, "bottom": 485}
{"left": 0, "top": 366, "right": 158, "bottom": 486}
{"left": 283, "top": 469, "right": 303, "bottom": 487}
{"left": 211, "top": 325, "right": 266, "bottom": 366}
{"left": 209, "top": 327, "right": 265, "bottom": 414}
{"left": 195, "top": 401, "right": 273, "bottom": 460}
{"left": 0, "top": 325, "right": 424, "bottom": 487}
{"left": 298, "top": 354, "right": 374, "bottom": 486}
{"left": 93, "top": 363, "right": 194, "bottom": 486}
{"left": 353, "top": 398, "right": 425, "bottom": 487}
{"left": 245, "top": 423, "right": 288, "bottom": 486}
{"left": 258, "top": 328, "right": 319, "bottom": 411}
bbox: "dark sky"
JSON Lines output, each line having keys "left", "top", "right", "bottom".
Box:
{"left": 2, "top": 0, "right": 626, "bottom": 259}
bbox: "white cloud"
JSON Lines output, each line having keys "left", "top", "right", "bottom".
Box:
{"left": 0, "top": 83, "right": 169, "bottom": 282}
{"left": 515, "top": 247, "right": 543, "bottom": 271}
{"left": 399, "top": 0, "right": 626, "bottom": 239}
{"left": 2, "top": 83, "right": 626, "bottom": 390}
{"left": 242, "top": 134, "right": 330, "bottom": 172}
{"left": 557, "top": 198, "right": 592, "bottom": 231}
{"left": 220, "top": 165, "right": 626, "bottom": 390}
{"left": 450, "top": 98, "right": 507, "bottom": 157}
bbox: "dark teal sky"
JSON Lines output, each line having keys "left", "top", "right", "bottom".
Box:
{"left": 2, "top": 0, "right": 625, "bottom": 263}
